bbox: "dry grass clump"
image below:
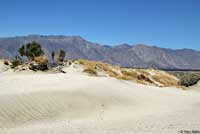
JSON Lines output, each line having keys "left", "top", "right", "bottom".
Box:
{"left": 121, "top": 70, "right": 138, "bottom": 77}
{"left": 77, "top": 59, "right": 179, "bottom": 87}
{"left": 137, "top": 73, "right": 154, "bottom": 84}
{"left": 119, "top": 69, "right": 179, "bottom": 87}
{"left": 137, "top": 69, "right": 151, "bottom": 76}
{"left": 83, "top": 67, "right": 97, "bottom": 76}
{"left": 152, "top": 72, "right": 179, "bottom": 87}
{"left": 10, "top": 60, "right": 21, "bottom": 68}
{"left": 94, "top": 62, "right": 122, "bottom": 78}
{"left": 34, "top": 55, "right": 48, "bottom": 64}
{"left": 103, "top": 67, "right": 119, "bottom": 78}
{"left": 78, "top": 59, "right": 97, "bottom": 66}
{"left": 78, "top": 60, "right": 98, "bottom": 76}
{"left": 68, "top": 60, "right": 72, "bottom": 66}
{"left": 119, "top": 69, "right": 153, "bottom": 84}
{"left": 78, "top": 59, "right": 120, "bottom": 77}
{"left": 119, "top": 69, "right": 137, "bottom": 80}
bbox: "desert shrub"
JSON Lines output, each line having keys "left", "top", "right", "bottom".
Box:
{"left": 68, "top": 61, "right": 72, "bottom": 65}
{"left": 34, "top": 55, "right": 48, "bottom": 64}
{"left": 180, "top": 74, "right": 200, "bottom": 87}
{"left": 95, "top": 62, "right": 120, "bottom": 78}
{"left": 3, "top": 60, "right": 9, "bottom": 65}
{"left": 58, "top": 50, "right": 66, "bottom": 62}
{"left": 78, "top": 60, "right": 85, "bottom": 65}
{"left": 18, "top": 41, "right": 44, "bottom": 60}
{"left": 137, "top": 69, "right": 151, "bottom": 76}
{"left": 170, "top": 72, "right": 200, "bottom": 87}
{"left": 104, "top": 68, "right": 118, "bottom": 78}
{"left": 29, "top": 62, "right": 48, "bottom": 71}
{"left": 79, "top": 60, "right": 99, "bottom": 76}
{"left": 137, "top": 73, "right": 153, "bottom": 83}
{"left": 118, "top": 70, "right": 136, "bottom": 80}
{"left": 78, "top": 60, "right": 98, "bottom": 68}
{"left": 51, "top": 51, "right": 55, "bottom": 63}
{"left": 120, "top": 69, "right": 153, "bottom": 83}
{"left": 79, "top": 60, "right": 121, "bottom": 78}
{"left": 152, "top": 74, "right": 178, "bottom": 87}
{"left": 11, "top": 60, "right": 20, "bottom": 68}
{"left": 28, "top": 55, "right": 49, "bottom": 71}
{"left": 83, "top": 67, "right": 97, "bottom": 76}
{"left": 121, "top": 70, "right": 137, "bottom": 77}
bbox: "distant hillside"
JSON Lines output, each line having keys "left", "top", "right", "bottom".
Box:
{"left": 0, "top": 35, "right": 200, "bottom": 69}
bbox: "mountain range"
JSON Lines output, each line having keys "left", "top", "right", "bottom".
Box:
{"left": 0, "top": 35, "right": 200, "bottom": 69}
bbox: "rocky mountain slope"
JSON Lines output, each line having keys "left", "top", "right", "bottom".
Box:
{"left": 0, "top": 35, "right": 200, "bottom": 69}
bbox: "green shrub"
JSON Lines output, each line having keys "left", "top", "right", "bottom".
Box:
{"left": 18, "top": 41, "right": 44, "bottom": 60}
{"left": 58, "top": 50, "right": 66, "bottom": 62}
{"left": 51, "top": 51, "right": 55, "bottom": 63}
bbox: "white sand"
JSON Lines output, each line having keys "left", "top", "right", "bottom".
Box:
{"left": 0, "top": 62, "right": 200, "bottom": 133}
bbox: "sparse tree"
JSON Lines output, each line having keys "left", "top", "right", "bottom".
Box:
{"left": 58, "top": 49, "right": 66, "bottom": 62}
{"left": 15, "top": 55, "right": 22, "bottom": 61}
{"left": 51, "top": 51, "right": 55, "bottom": 63}
{"left": 18, "top": 41, "right": 44, "bottom": 60}
{"left": 18, "top": 45, "right": 25, "bottom": 57}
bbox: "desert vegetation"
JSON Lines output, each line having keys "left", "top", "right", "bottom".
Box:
{"left": 4, "top": 48, "right": 198, "bottom": 88}
{"left": 6, "top": 41, "right": 66, "bottom": 71}
{"left": 18, "top": 41, "right": 44, "bottom": 60}
{"left": 83, "top": 67, "right": 98, "bottom": 76}
{"left": 3, "top": 60, "right": 9, "bottom": 65}
{"left": 51, "top": 51, "right": 55, "bottom": 63}
{"left": 170, "top": 71, "right": 200, "bottom": 87}
{"left": 58, "top": 50, "right": 66, "bottom": 62}
{"left": 78, "top": 59, "right": 179, "bottom": 87}
{"left": 10, "top": 59, "right": 21, "bottom": 68}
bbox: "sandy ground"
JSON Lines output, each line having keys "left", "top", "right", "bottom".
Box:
{"left": 0, "top": 62, "right": 200, "bottom": 134}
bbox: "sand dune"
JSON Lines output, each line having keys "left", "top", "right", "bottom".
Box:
{"left": 0, "top": 62, "right": 200, "bottom": 133}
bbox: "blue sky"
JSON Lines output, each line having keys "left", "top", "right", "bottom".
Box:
{"left": 0, "top": 0, "right": 200, "bottom": 50}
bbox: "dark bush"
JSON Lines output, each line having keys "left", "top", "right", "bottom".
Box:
{"left": 170, "top": 72, "right": 200, "bottom": 87}
{"left": 51, "top": 51, "right": 55, "bottom": 63}
{"left": 58, "top": 50, "right": 66, "bottom": 62}
{"left": 11, "top": 60, "right": 20, "bottom": 68}
{"left": 179, "top": 74, "right": 200, "bottom": 87}
{"left": 18, "top": 41, "right": 44, "bottom": 60}
{"left": 4, "top": 60, "right": 9, "bottom": 65}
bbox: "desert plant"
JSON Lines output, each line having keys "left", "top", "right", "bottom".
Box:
{"left": 18, "top": 45, "right": 26, "bottom": 57}
{"left": 170, "top": 71, "right": 200, "bottom": 87}
{"left": 83, "top": 67, "right": 97, "bottom": 76}
{"left": 3, "top": 60, "right": 9, "bottom": 65}
{"left": 58, "top": 49, "right": 66, "bottom": 62}
{"left": 34, "top": 55, "right": 48, "bottom": 64}
{"left": 51, "top": 51, "right": 55, "bottom": 63}
{"left": 10, "top": 59, "right": 20, "bottom": 68}
{"left": 152, "top": 74, "right": 178, "bottom": 87}
{"left": 18, "top": 41, "right": 44, "bottom": 60}
{"left": 180, "top": 73, "right": 200, "bottom": 87}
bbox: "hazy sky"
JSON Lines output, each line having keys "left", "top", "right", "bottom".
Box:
{"left": 0, "top": 0, "right": 200, "bottom": 50}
